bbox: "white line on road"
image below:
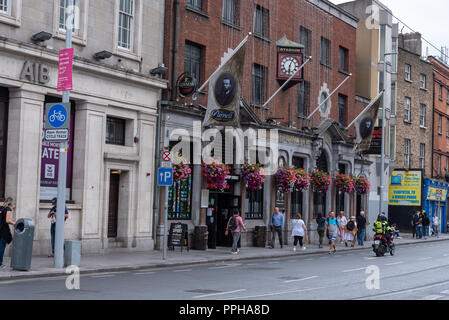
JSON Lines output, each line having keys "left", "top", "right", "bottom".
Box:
{"left": 90, "top": 274, "right": 114, "bottom": 278}
{"left": 304, "top": 259, "right": 314, "bottom": 261}
{"left": 417, "top": 257, "right": 433, "bottom": 261}
{"left": 444, "top": 254, "right": 449, "bottom": 257}
{"left": 173, "top": 269, "right": 192, "bottom": 273}
{"left": 440, "top": 290, "right": 449, "bottom": 295}
{"left": 342, "top": 267, "right": 366, "bottom": 273}
{"left": 268, "top": 261, "right": 280, "bottom": 264}
{"left": 134, "top": 271, "right": 156, "bottom": 275}
{"left": 225, "top": 286, "right": 325, "bottom": 300}
{"left": 420, "top": 295, "right": 444, "bottom": 300}
{"left": 284, "top": 276, "right": 319, "bottom": 283}
{"left": 384, "top": 261, "right": 404, "bottom": 266}
{"left": 193, "top": 289, "right": 246, "bottom": 299}
{"left": 364, "top": 257, "right": 376, "bottom": 260}
{"left": 208, "top": 264, "right": 241, "bottom": 269}
{"left": 245, "top": 263, "right": 258, "bottom": 266}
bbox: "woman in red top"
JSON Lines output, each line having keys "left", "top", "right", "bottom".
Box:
{"left": 225, "top": 209, "right": 247, "bottom": 254}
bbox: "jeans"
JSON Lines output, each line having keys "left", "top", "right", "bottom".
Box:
{"left": 393, "top": 231, "right": 400, "bottom": 238}
{"left": 422, "top": 226, "right": 429, "bottom": 238}
{"left": 416, "top": 225, "right": 423, "bottom": 239}
{"left": 0, "top": 238, "right": 6, "bottom": 265}
{"left": 271, "top": 226, "right": 283, "bottom": 247}
{"left": 231, "top": 232, "right": 240, "bottom": 252}
{"left": 317, "top": 228, "right": 325, "bottom": 246}
{"left": 51, "top": 224, "right": 56, "bottom": 254}
{"left": 357, "top": 228, "right": 366, "bottom": 245}
{"left": 432, "top": 225, "right": 439, "bottom": 237}
{"left": 293, "top": 236, "right": 303, "bottom": 247}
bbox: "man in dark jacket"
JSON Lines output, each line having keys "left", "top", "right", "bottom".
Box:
{"left": 356, "top": 211, "right": 368, "bottom": 246}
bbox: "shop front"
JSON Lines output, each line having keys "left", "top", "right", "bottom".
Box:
{"left": 423, "top": 179, "right": 448, "bottom": 234}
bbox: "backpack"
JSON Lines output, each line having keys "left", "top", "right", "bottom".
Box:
{"left": 346, "top": 221, "right": 355, "bottom": 231}
{"left": 228, "top": 216, "right": 238, "bottom": 232}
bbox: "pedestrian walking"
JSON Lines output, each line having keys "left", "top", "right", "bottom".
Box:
{"left": 432, "top": 214, "right": 439, "bottom": 238}
{"left": 422, "top": 211, "right": 430, "bottom": 240}
{"left": 344, "top": 216, "right": 357, "bottom": 247}
{"left": 0, "top": 197, "right": 15, "bottom": 269}
{"left": 47, "top": 197, "right": 70, "bottom": 258}
{"left": 356, "top": 211, "right": 367, "bottom": 246}
{"left": 316, "top": 213, "right": 326, "bottom": 248}
{"left": 225, "top": 208, "right": 247, "bottom": 254}
{"left": 291, "top": 213, "right": 308, "bottom": 252}
{"left": 324, "top": 211, "right": 340, "bottom": 254}
{"left": 337, "top": 211, "right": 347, "bottom": 243}
{"left": 416, "top": 211, "right": 423, "bottom": 239}
{"left": 270, "top": 207, "right": 284, "bottom": 249}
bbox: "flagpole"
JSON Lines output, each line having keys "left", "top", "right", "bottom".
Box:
{"left": 262, "top": 56, "right": 312, "bottom": 108}
{"left": 192, "top": 33, "right": 251, "bottom": 101}
{"left": 306, "top": 74, "right": 352, "bottom": 121}
{"left": 345, "top": 90, "right": 384, "bottom": 130}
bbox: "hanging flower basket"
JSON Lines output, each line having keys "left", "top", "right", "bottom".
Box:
{"left": 202, "top": 161, "right": 231, "bottom": 191}
{"left": 294, "top": 169, "right": 310, "bottom": 192}
{"left": 241, "top": 163, "right": 266, "bottom": 191}
{"left": 274, "top": 167, "right": 296, "bottom": 193}
{"left": 354, "top": 177, "right": 371, "bottom": 195}
{"left": 310, "top": 169, "right": 332, "bottom": 194}
{"left": 335, "top": 174, "right": 355, "bottom": 194}
{"left": 173, "top": 161, "right": 192, "bottom": 183}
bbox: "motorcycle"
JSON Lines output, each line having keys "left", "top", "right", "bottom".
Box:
{"left": 372, "top": 233, "right": 395, "bottom": 257}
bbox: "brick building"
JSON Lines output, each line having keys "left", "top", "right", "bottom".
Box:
{"left": 157, "top": 0, "right": 371, "bottom": 250}
{"left": 394, "top": 33, "right": 433, "bottom": 176}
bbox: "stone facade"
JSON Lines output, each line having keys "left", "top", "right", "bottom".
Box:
{"left": 395, "top": 34, "right": 433, "bottom": 177}
{"left": 0, "top": 0, "right": 166, "bottom": 255}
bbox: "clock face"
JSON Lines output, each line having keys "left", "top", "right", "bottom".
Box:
{"left": 280, "top": 56, "right": 300, "bottom": 76}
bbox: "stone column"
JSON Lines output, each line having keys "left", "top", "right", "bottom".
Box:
{"left": 5, "top": 88, "right": 44, "bottom": 252}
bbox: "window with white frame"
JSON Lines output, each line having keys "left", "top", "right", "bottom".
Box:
{"left": 419, "top": 74, "right": 426, "bottom": 89}
{"left": 439, "top": 115, "right": 442, "bottom": 135}
{"left": 439, "top": 85, "right": 443, "bottom": 100}
{"left": 404, "top": 139, "right": 410, "bottom": 168}
{"left": 405, "top": 64, "right": 411, "bottom": 81}
{"left": 59, "top": 0, "right": 80, "bottom": 34}
{"left": 404, "top": 97, "right": 411, "bottom": 122}
{"left": 0, "top": 0, "right": 11, "bottom": 15}
{"left": 222, "top": 0, "right": 238, "bottom": 25}
{"left": 419, "top": 104, "right": 426, "bottom": 127}
{"left": 419, "top": 143, "right": 425, "bottom": 169}
{"left": 118, "top": 0, "right": 134, "bottom": 50}
{"left": 437, "top": 154, "right": 441, "bottom": 175}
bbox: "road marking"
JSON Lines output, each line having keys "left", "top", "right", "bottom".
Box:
{"left": 417, "top": 257, "right": 433, "bottom": 261}
{"left": 245, "top": 263, "right": 258, "bottom": 266}
{"left": 384, "top": 261, "right": 404, "bottom": 266}
{"left": 440, "top": 290, "right": 449, "bottom": 295}
{"left": 134, "top": 271, "right": 156, "bottom": 275}
{"left": 0, "top": 276, "right": 68, "bottom": 285}
{"left": 420, "top": 295, "right": 444, "bottom": 300}
{"left": 208, "top": 264, "right": 241, "bottom": 269}
{"left": 193, "top": 289, "right": 246, "bottom": 299}
{"left": 342, "top": 267, "right": 366, "bottom": 273}
{"left": 225, "top": 286, "right": 325, "bottom": 300}
{"left": 173, "top": 269, "right": 192, "bottom": 273}
{"left": 90, "top": 274, "right": 114, "bottom": 278}
{"left": 284, "top": 276, "right": 319, "bottom": 283}
{"left": 444, "top": 254, "right": 449, "bottom": 257}
{"left": 268, "top": 261, "right": 280, "bottom": 264}
{"left": 304, "top": 258, "right": 313, "bottom": 261}
{"left": 364, "top": 257, "right": 376, "bottom": 260}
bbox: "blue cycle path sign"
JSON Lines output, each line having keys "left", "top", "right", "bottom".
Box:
{"left": 158, "top": 168, "right": 173, "bottom": 186}
{"left": 45, "top": 103, "right": 70, "bottom": 130}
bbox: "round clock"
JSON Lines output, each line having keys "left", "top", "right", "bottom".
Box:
{"left": 280, "top": 56, "right": 300, "bottom": 76}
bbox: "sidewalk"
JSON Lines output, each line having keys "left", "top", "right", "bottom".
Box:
{"left": 1, "top": 233, "right": 448, "bottom": 280}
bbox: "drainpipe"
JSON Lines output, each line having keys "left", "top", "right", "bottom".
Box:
{"left": 171, "top": 0, "right": 179, "bottom": 101}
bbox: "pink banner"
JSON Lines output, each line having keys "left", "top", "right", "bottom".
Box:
{"left": 57, "top": 48, "right": 74, "bottom": 92}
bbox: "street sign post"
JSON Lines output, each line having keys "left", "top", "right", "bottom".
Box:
{"left": 160, "top": 151, "right": 173, "bottom": 260}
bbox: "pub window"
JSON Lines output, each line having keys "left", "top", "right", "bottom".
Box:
{"left": 185, "top": 41, "right": 203, "bottom": 84}
{"left": 253, "top": 4, "right": 268, "bottom": 38}
{"left": 338, "top": 94, "right": 347, "bottom": 126}
{"left": 187, "top": 0, "right": 202, "bottom": 11}
{"left": 106, "top": 117, "right": 126, "bottom": 146}
{"left": 0, "top": 0, "right": 11, "bottom": 15}
{"left": 168, "top": 174, "right": 192, "bottom": 220}
{"left": 118, "top": 0, "right": 134, "bottom": 50}
{"left": 300, "top": 26, "right": 311, "bottom": 57}
{"left": 222, "top": 0, "right": 238, "bottom": 25}
{"left": 59, "top": 0, "right": 80, "bottom": 34}
{"left": 320, "top": 37, "right": 331, "bottom": 67}
{"left": 338, "top": 46, "right": 349, "bottom": 73}
{"left": 245, "top": 189, "right": 263, "bottom": 220}
{"left": 252, "top": 63, "right": 266, "bottom": 106}
{"left": 0, "top": 87, "right": 8, "bottom": 199}
{"left": 297, "top": 81, "right": 310, "bottom": 118}
{"left": 291, "top": 156, "right": 304, "bottom": 219}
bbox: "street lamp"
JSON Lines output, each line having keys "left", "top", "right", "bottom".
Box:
{"left": 379, "top": 52, "right": 397, "bottom": 216}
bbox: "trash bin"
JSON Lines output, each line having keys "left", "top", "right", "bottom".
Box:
{"left": 64, "top": 240, "right": 81, "bottom": 267}
{"left": 10, "top": 219, "right": 35, "bottom": 271}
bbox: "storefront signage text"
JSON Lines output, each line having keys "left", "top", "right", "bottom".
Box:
{"left": 388, "top": 170, "right": 422, "bottom": 206}
{"left": 20, "top": 61, "right": 50, "bottom": 84}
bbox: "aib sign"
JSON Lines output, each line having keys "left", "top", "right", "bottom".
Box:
{"left": 44, "top": 103, "right": 70, "bottom": 141}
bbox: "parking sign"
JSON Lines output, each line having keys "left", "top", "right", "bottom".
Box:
{"left": 158, "top": 168, "right": 173, "bottom": 186}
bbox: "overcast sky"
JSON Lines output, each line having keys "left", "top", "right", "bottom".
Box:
{"left": 332, "top": 0, "right": 449, "bottom": 58}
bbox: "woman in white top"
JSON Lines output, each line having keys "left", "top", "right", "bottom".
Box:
{"left": 432, "top": 215, "right": 439, "bottom": 237}
{"left": 291, "top": 213, "right": 308, "bottom": 251}
{"left": 337, "top": 211, "right": 347, "bottom": 243}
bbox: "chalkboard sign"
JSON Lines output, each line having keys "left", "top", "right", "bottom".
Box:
{"left": 168, "top": 223, "right": 189, "bottom": 252}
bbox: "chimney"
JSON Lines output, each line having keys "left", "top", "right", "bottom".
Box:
{"left": 399, "top": 32, "right": 422, "bottom": 56}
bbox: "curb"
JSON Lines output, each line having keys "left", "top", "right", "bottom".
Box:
{"left": 1, "top": 236, "right": 448, "bottom": 281}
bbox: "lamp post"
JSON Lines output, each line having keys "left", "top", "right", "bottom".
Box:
{"left": 379, "top": 52, "right": 397, "bottom": 216}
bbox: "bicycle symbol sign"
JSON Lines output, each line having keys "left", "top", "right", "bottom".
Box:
{"left": 45, "top": 103, "right": 70, "bottom": 130}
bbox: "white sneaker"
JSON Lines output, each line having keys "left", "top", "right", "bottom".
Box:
{"left": 293, "top": 247, "right": 297, "bottom": 252}
{"left": 302, "top": 247, "right": 306, "bottom": 250}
